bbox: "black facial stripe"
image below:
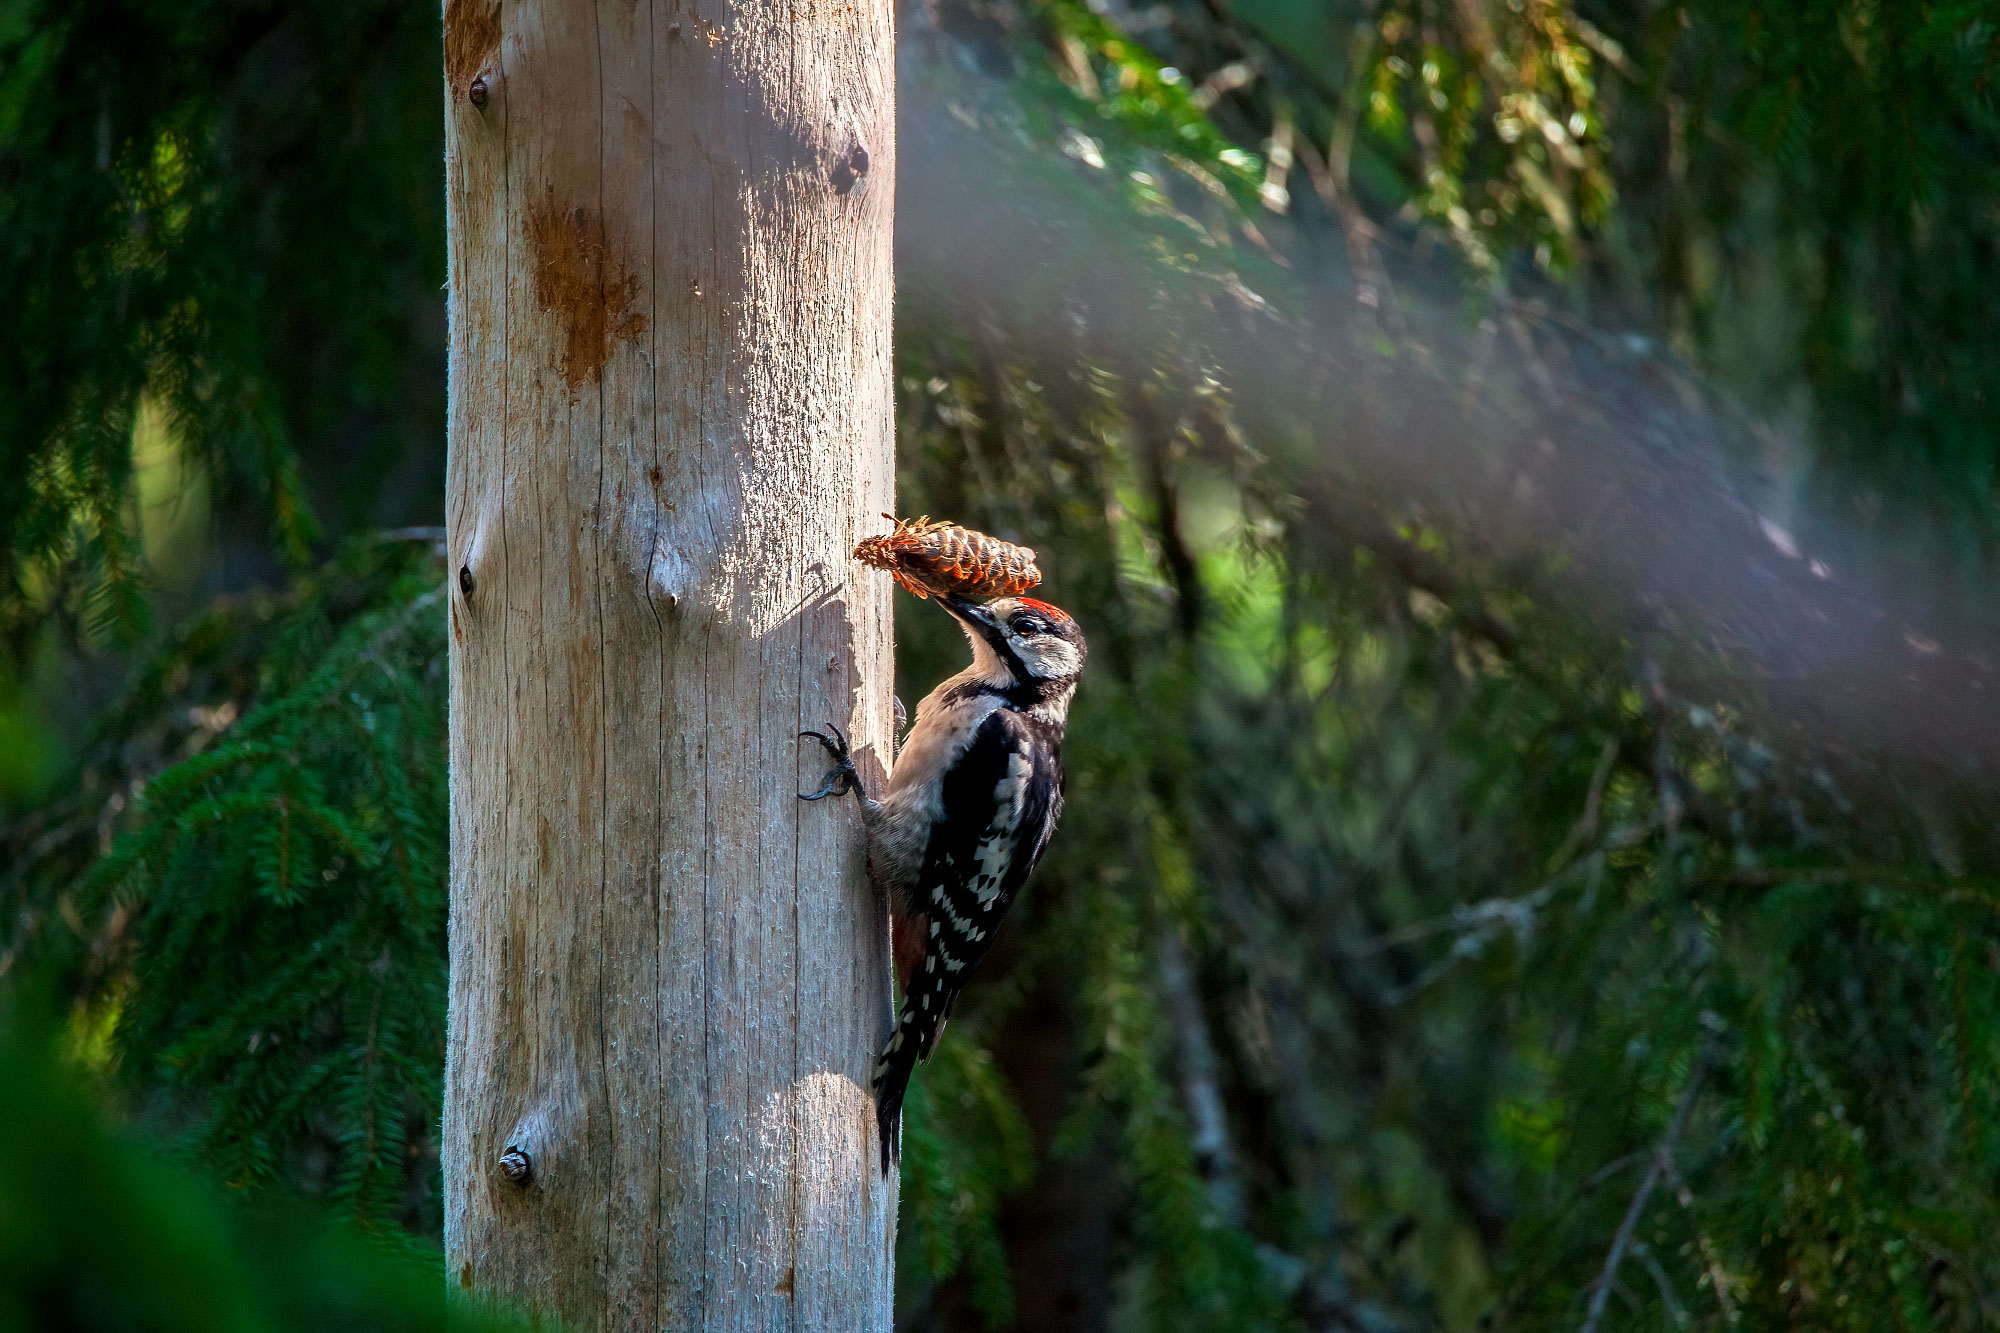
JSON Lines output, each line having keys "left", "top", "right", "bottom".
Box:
{"left": 991, "top": 634, "right": 1034, "bottom": 686}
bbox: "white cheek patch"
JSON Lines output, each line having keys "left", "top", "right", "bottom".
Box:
{"left": 1018, "top": 638, "right": 1079, "bottom": 679}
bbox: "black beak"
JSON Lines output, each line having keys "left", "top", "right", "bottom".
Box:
{"left": 940, "top": 594, "right": 1002, "bottom": 641}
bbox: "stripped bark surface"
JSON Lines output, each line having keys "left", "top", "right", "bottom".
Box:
{"left": 442, "top": 0, "right": 897, "bottom": 1324}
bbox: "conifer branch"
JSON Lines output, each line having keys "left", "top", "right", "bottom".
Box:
{"left": 1580, "top": 1039, "right": 1714, "bottom": 1333}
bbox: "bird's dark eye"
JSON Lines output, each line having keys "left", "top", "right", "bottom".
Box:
{"left": 1014, "top": 617, "right": 1046, "bottom": 637}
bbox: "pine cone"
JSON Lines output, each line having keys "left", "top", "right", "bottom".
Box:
{"left": 853, "top": 514, "right": 1042, "bottom": 601}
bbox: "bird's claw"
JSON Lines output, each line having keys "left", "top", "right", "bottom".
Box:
{"left": 799, "top": 724, "right": 859, "bottom": 800}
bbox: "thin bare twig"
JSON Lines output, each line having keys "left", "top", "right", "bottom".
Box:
{"left": 1549, "top": 737, "right": 1619, "bottom": 870}
{"left": 1580, "top": 1043, "right": 1712, "bottom": 1333}
{"left": 369, "top": 525, "right": 448, "bottom": 550}
{"left": 1353, "top": 855, "right": 1594, "bottom": 960}
{"left": 1631, "top": 1242, "right": 1685, "bottom": 1325}
{"left": 1358, "top": 820, "right": 1651, "bottom": 1007}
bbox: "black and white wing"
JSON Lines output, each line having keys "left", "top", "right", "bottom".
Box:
{"left": 871, "top": 707, "right": 1062, "bottom": 1169}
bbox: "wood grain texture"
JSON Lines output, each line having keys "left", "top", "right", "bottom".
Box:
{"left": 441, "top": 0, "right": 897, "bottom": 1323}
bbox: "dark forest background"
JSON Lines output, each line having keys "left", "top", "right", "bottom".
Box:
{"left": 6, "top": 0, "right": 2000, "bottom": 1328}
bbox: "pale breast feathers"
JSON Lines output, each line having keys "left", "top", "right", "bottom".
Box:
{"left": 869, "top": 673, "right": 1008, "bottom": 892}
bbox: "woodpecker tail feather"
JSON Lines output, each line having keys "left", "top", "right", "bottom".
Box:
{"left": 871, "top": 1019, "right": 921, "bottom": 1174}
{"left": 872, "top": 961, "right": 958, "bottom": 1175}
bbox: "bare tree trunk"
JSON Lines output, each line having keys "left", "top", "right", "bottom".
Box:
{"left": 440, "top": 0, "right": 897, "bottom": 1324}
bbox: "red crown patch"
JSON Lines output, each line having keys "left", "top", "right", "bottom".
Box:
{"left": 1014, "top": 596, "right": 1074, "bottom": 624}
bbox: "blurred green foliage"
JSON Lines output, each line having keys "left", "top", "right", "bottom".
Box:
{"left": 0, "top": 0, "right": 445, "bottom": 647}
{"left": 1607, "top": 1, "right": 2000, "bottom": 510}
{"left": 2, "top": 537, "right": 448, "bottom": 1244}
{"left": 0, "top": 987, "right": 522, "bottom": 1332}
{"left": 6, "top": 0, "right": 2000, "bottom": 1330}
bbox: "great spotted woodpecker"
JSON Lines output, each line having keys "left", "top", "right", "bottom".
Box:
{"left": 801, "top": 594, "right": 1086, "bottom": 1172}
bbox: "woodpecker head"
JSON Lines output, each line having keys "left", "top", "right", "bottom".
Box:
{"left": 942, "top": 594, "right": 1087, "bottom": 694}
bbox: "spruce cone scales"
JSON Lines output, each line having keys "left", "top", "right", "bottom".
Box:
{"left": 853, "top": 514, "right": 1042, "bottom": 601}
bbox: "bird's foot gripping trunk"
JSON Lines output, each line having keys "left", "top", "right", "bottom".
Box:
{"left": 799, "top": 723, "right": 860, "bottom": 801}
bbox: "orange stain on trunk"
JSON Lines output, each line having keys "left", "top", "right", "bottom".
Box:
{"left": 527, "top": 192, "right": 648, "bottom": 390}
{"left": 442, "top": 0, "right": 500, "bottom": 95}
